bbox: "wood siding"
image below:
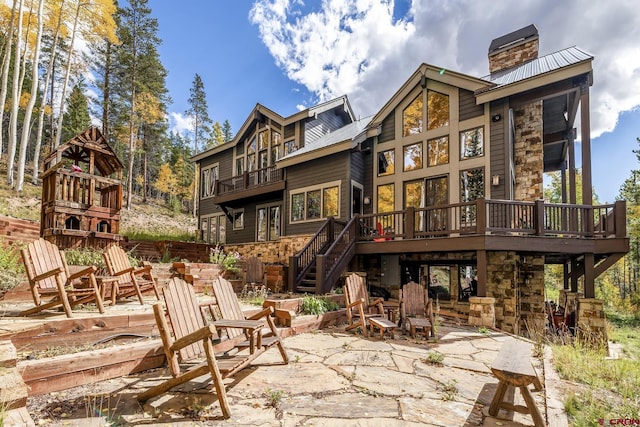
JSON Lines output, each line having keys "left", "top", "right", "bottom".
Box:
{"left": 361, "top": 139, "right": 374, "bottom": 215}
{"left": 285, "top": 152, "right": 351, "bottom": 236}
{"left": 284, "top": 124, "right": 295, "bottom": 140}
{"left": 459, "top": 89, "right": 484, "bottom": 121}
{"left": 489, "top": 100, "right": 507, "bottom": 200}
{"left": 379, "top": 112, "right": 395, "bottom": 143}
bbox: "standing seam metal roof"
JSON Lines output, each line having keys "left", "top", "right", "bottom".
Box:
{"left": 481, "top": 46, "right": 593, "bottom": 89}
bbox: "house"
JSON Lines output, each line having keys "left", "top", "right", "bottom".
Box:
{"left": 193, "top": 25, "right": 629, "bottom": 335}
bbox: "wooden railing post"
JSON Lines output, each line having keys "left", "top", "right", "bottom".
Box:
{"left": 586, "top": 205, "right": 595, "bottom": 237}
{"left": 476, "top": 198, "right": 486, "bottom": 233}
{"left": 534, "top": 199, "right": 545, "bottom": 236}
{"left": 316, "top": 254, "right": 326, "bottom": 294}
{"left": 288, "top": 256, "right": 297, "bottom": 292}
{"left": 405, "top": 207, "right": 415, "bottom": 239}
{"left": 614, "top": 200, "right": 627, "bottom": 238}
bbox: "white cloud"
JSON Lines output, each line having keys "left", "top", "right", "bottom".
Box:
{"left": 250, "top": 0, "right": 640, "bottom": 138}
{"left": 170, "top": 112, "right": 194, "bottom": 135}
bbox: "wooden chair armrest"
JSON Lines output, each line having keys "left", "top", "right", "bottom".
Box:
{"left": 110, "top": 266, "right": 135, "bottom": 276}
{"left": 369, "top": 297, "right": 384, "bottom": 306}
{"left": 346, "top": 298, "right": 365, "bottom": 310}
{"left": 170, "top": 324, "right": 218, "bottom": 352}
{"left": 68, "top": 265, "right": 97, "bottom": 280}
{"left": 32, "top": 267, "right": 64, "bottom": 282}
{"left": 133, "top": 265, "right": 152, "bottom": 275}
{"left": 211, "top": 319, "right": 264, "bottom": 330}
{"left": 246, "top": 306, "right": 274, "bottom": 320}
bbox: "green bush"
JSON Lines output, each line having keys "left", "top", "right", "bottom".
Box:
{"left": 300, "top": 295, "right": 340, "bottom": 315}
{"left": 0, "top": 242, "right": 24, "bottom": 291}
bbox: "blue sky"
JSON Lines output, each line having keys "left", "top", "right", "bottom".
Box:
{"left": 151, "top": 0, "right": 640, "bottom": 204}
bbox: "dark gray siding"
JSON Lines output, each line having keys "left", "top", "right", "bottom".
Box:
{"left": 489, "top": 100, "right": 507, "bottom": 200}
{"left": 361, "top": 139, "right": 374, "bottom": 215}
{"left": 285, "top": 152, "right": 351, "bottom": 236}
{"left": 305, "top": 111, "right": 348, "bottom": 145}
{"left": 227, "top": 202, "right": 256, "bottom": 244}
{"left": 459, "top": 89, "right": 484, "bottom": 121}
{"left": 379, "top": 113, "right": 395, "bottom": 143}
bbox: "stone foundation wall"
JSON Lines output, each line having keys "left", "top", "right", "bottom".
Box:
{"left": 223, "top": 234, "right": 314, "bottom": 265}
{"left": 518, "top": 255, "right": 546, "bottom": 336}
{"left": 577, "top": 298, "right": 608, "bottom": 348}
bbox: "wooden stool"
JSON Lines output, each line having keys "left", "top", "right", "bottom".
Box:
{"left": 407, "top": 317, "right": 433, "bottom": 338}
{"left": 369, "top": 317, "right": 397, "bottom": 339}
{"left": 489, "top": 339, "right": 544, "bottom": 427}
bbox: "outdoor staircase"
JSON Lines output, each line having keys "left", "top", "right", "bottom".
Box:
{"left": 291, "top": 216, "right": 358, "bottom": 294}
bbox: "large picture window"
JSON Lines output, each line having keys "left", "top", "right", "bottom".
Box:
{"left": 200, "top": 164, "right": 219, "bottom": 198}
{"left": 377, "top": 183, "right": 395, "bottom": 213}
{"left": 378, "top": 149, "right": 395, "bottom": 176}
{"left": 257, "top": 204, "right": 281, "bottom": 241}
{"left": 427, "top": 90, "right": 449, "bottom": 130}
{"left": 460, "top": 127, "right": 484, "bottom": 159}
{"left": 201, "top": 214, "right": 226, "bottom": 244}
{"left": 403, "top": 94, "right": 423, "bottom": 136}
{"left": 403, "top": 142, "right": 423, "bottom": 171}
{"left": 427, "top": 136, "right": 449, "bottom": 166}
{"left": 290, "top": 182, "right": 341, "bottom": 222}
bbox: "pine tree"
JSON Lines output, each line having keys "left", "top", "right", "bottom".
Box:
{"left": 61, "top": 80, "right": 91, "bottom": 142}
{"left": 222, "top": 119, "right": 233, "bottom": 142}
{"left": 186, "top": 73, "right": 212, "bottom": 154}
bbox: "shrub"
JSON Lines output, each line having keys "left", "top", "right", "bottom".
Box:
{"left": 0, "top": 242, "right": 24, "bottom": 291}
{"left": 300, "top": 295, "right": 340, "bottom": 315}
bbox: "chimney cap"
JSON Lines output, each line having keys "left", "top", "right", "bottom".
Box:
{"left": 489, "top": 24, "right": 538, "bottom": 55}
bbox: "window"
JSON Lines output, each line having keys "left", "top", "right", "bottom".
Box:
{"left": 403, "top": 94, "right": 423, "bottom": 136}
{"left": 233, "top": 209, "right": 244, "bottom": 230}
{"left": 257, "top": 204, "right": 281, "bottom": 241}
{"left": 258, "top": 130, "right": 269, "bottom": 150}
{"left": 427, "top": 136, "right": 449, "bottom": 166}
{"left": 377, "top": 183, "right": 395, "bottom": 213}
{"left": 405, "top": 179, "right": 425, "bottom": 232}
{"left": 247, "top": 137, "right": 257, "bottom": 172}
{"left": 235, "top": 158, "right": 243, "bottom": 176}
{"left": 200, "top": 164, "right": 219, "bottom": 198}
{"left": 403, "top": 142, "right": 423, "bottom": 171}
{"left": 458, "top": 264, "right": 478, "bottom": 302}
{"left": 426, "top": 176, "right": 448, "bottom": 232}
{"left": 290, "top": 182, "right": 340, "bottom": 222}
{"left": 428, "top": 265, "right": 451, "bottom": 301}
{"left": 460, "top": 168, "right": 484, "bottom": 202}
{"left": 284, "top": 140, "right": 296, "bottom": 155}
{"left": 460, "top": 127, "right": 484, "bottom": 159}
{"left": 427, "top": 90, "right": 449, "bottom": 130}
{"left": 201, "top": 214, "right": 226, "bottom": 244}
{"left": 271, "top": 131, "right": 281, "bottom": 163}
{"left": 378, "top": 149, "right": 395, "bottom": 176}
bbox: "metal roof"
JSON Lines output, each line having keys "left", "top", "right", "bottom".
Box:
{"left": 481, "top": 46, "right": 593, "bottom": 89}
{"left": 279, "top": 118, "right": 369, "bottom": 162}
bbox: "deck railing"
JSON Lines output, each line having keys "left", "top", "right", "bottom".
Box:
{"left": 358, "top": 199, "right": 626, "bottom": 240}
{"left": 215, "top": 165, "right": 283, "bottom": 196}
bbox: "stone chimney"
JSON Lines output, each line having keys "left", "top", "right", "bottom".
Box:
{"left": 488, "top": 24, "right": 539, "bottom": 74}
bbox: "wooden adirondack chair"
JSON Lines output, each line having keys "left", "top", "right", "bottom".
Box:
{"left": 244, "top": 256, "right": 266, "bottom": 286}
{"left": 20, "top": 238, "right": 105, "bottom": 318}
{"left": 211, "top": 276, "right": 289, "bottom": 362}
{"left": 102, "top": 243, "right": 160, "bottom": 304}
{"left": 343, "top": 273, "right": 384, "bottom": 337}
{"left": 400, "top": 281, "right": 435, "bottom": 338}
{"left": 136, "top": 277, "right": 253, "bottom": 418}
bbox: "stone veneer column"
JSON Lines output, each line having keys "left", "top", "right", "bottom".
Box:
{"left": 486, "top": 251, "right": 518, "bottom": 333}
{"left": 577, "top": 298, "right": 608, "bottom": 349}
{"left": 468, "top": 297, "right": 496, "bottom": 328}
{"left": 513, "top": 101, "right": 543, "bottom": 201}
{"left": 518, "top": 255, "right": 546, "bottom": 337}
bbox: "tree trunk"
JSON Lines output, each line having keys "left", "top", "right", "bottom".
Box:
{"left": 0, "top": 0, "right": 17, "bottom": 164}
{"left": 6, "top": 0, "right": 24, "bottom": 186}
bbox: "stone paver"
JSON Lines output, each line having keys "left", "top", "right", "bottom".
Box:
{"left": 23, "top": 321, "right": 563, "bottom": 426}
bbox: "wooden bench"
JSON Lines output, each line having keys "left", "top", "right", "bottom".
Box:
{"left": 489, "top": 338, "right": 544, "bottom": 427}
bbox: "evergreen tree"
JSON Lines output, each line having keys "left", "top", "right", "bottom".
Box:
{"left": 62, "top": 79, "right": 91, "bottom": 142}
{"left": 186, "top": 73, "right": 211, "bottom": 154}
{"left": 222, "top": 119, "right": 233, "bottom": 142}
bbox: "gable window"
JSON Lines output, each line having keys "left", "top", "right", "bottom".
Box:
{"left": 427, "top": 136, "right": 449, "bottom": 166}
{"left": 233, "top": 209, "right": 244, "bottom": 230}
{"left": 460, "top": 168, "right": 484, "bottom": 202}
{"left": 426, "top": 176, "right": 448, "bottom": 232}
{"left": 403, "top": 142, "right": 423, "bottom": 171}
{"left": 403, "top": 94, "right": 423, "bottom": 136}
{"left": 427, "top": 90, "right": 449, "bottom": 130}
{"left": 200, "top": 164, "right": 219, "bottom": 198}
{"left": 290, "top": 181, "right": 341, "bottom": 222}
{"left": 460, "top": 127, "right": 484, "bottom": 159}
{"left": 247, "top": 137, "right": 257, "bottom": 171}
{"left": 404, "top": 179, "right": 425, "bottom": 232}
{"left": 378, "top": 149, "right": 395, "bottom": 176}
{"left": 284, "top": 140, "right": 296, "bottom": 155}
{"left": 271, "top": 131, "right": 281, "bottom": 163}
{"left": 377, "top": 183, "right": 395, "bottom": 213}
{"left": 235, "top": 158, "right": 244, "bottom": 176}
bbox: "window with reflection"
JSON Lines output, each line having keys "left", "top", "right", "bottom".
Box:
{"left": 405, "top": 180, "right": 425, "bottom": 232}
{"left": 426, "top": 176, "right": 448, "bottom": 232}
{"left": 290, "top": 182, "right": 341, "bottom": 222}
{"left": 378, "top": 149, "right": 395, "bottom": 176}
{"left": 271, "top": 131, "right": 281, "bottom": 163}
{"left": 247, "top": 137, "right": 257, "bottom": 172}
{"left": 257, "top": 204, "right": 281, "bottom": 241}
{"left": 427, "top": 90, "right": 449, "bottom": 130}
{"left": 202, "top": 214, "right": 226, "bottom": 244}
{"left": 200, "top": 164, "right": 219, "bottom": 198}
{"left": 233, "top": 209, "right": 244, "bottom": 230}
{"left": 427, "top": 136, "right": 449, "bottom": 166}
{"left": 284, "top": 140, "right": 296, "bottom": 155}
{"left": 258, "top": 130, "right": 269, "bottom": 150}
{"left": 403, "top": 142, "right": 423, "bottom": 171}
{"left": 403, "top": 94, "right": 423, "bottom": 136}
{"left": 428, "top": 265, "right": 451, "bottom": 301}
{"left": 458, "top": 264, "right": 478, "bottom": 301}
{"left": 377, "top": 183, "right": 395, "bottom": 213}
{"left": 460, "top": 127, "right": 484, "bottom": 159}
{"left": 323, "top": 186, "right": 339, "bottom": 217}
{"left": 460, "top": 168, "right": 484, "bottom": 226}
{"left": 235, "top": 158, "right": 243, "bottom": 176}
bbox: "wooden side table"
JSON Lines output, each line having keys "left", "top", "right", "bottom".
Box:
{"left": 369, "top": 317, "right": 397, "bottom": 339}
